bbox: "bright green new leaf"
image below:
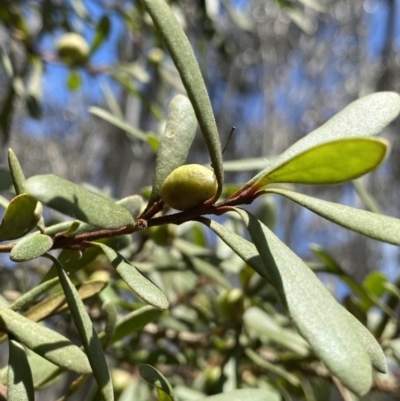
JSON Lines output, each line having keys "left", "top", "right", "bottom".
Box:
{"left": 10, "top": 233, "right": 53, "bottom": 262}
{"left": 67, "top": 70, "right": 81, "bottom": 91}
{"left": 148, "top": 95, "right": 197, "bottom": 208}
{"left": 50, "top": 255, "right": 114, "bottom": 401}
{"left": 0, "top": 194, "right": 37, "bottom": 241}
{"left": 26, "top": 174, "right": 135, "bottom": 229}
{"left": 142, "top": 0, "right": 224, "bottom": 198}
{"left": 235, "top": 208, "right": 372, "bottom": 395}
{"left": 139, "top": 364, "right": 175, "bottom": 401}
{"left": 198, "top": 389, "right": 280, "bottom": 401}
{"left": 95, "top": 243, "right": 169, "bottom": 310}
{"left": 8, "top": 339, "right": 34, "bottom": 401}
{"left": 253, "top": 137, "right": 387, "bottom": 188}
{"left": 8, "top": 148, "right": 26, "bottom": 194}
{"left": 90, "top": 15, "right": 110, "bottom": 54}
{"left": 266, "top": 187, "right": 400, "bottom": 245}
{"left": 239, "top": 92, "right": 400, "bottom": 192}
{"left": 0, "top": 304, "right": 91, "bottom": 374}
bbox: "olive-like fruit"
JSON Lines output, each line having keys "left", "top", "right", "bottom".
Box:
{"left": 56, "top": 33, "right": 90, "bottom": 66}
{"left": 160, "top": 164, "right": 217, "bottom": 211}
{"left": 217, "top": 288, "right": 245, "bottom": 321}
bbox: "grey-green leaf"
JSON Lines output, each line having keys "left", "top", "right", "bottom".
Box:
{"left": 0, "top": 304, "right": 91, "bottom": 374}
{"left": 50, "top": 255, "right": 113, "bottom": 401}
{"left": 95, "top": 243, "right": 169, "bottom": 310}
{"left": 148, "top": 95, "right": 197, "bottom": 207}
{"left": 8, "top": 339, "right": 34, "bottom": 401}
{"left": 10, "top": 233, "right": 53, "bottom": 262}
{"left": 139, "top": 364, "right": 175, "bottom": 401}
{"left": 26, "top": 174, "right": 134, "bottom": 229}
{"left": 142, "top": 0, "right": 224, "bottom": 198}
{"left": 0, "top": 194, "right": 37, "bottom": 241}
{"left": 234, "top": 208, "right": 372, "bottom": 395}
{"left": 198, "top": 388, "right": 280, "bottom": 401}
{"left": 267, "top": 187, "right": 400, "bottom": 245}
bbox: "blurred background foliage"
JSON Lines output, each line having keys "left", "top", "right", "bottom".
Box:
{"left": 1, "top": 0, "right": 400, "bottom": 400}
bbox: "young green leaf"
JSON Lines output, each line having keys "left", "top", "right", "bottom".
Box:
{"left": 0, "top": 194, "right": 37, "bottom": 241}
{"left": 10, "top": 233, "right": 53, "bottom": 262}
{"left": 147, "top": 95, "right": 197, "bottom": 208}
{"left": 266, "top": 187, "right": 400, "bottom": 245}
{"left": 49, "top": 255, "right": 114, "bottom": 401}
{"left": 8, "top": 148, "right": 26, "bottom": 194}
{"left": 101, "top": 301, "right": 117, "bottom": 349}
{"left": 234, "top": 208, "right": 372, "bottom": 395}
{"left": 8, "top": 339, "right": 34, "bottom": 401}
{"left": 139, "top": 364, "right": 175, "bottom": 401}
{"left": 90, "top": 15, "right": 110, "bottom": 54}
{"left": 253, "top": 137, "right": 387, "bottom": 188}
{"left": 94, "top": 243, "right": 169, "bottom": 310}
{"left": 26, "top": 174, "right": 135, "bottom": 229}
{"left": 197, "top": 389, "right": 280, "bottom": 401}
{"left": 142, "top": 0, "right": 224, "bottom": 198}
{"left": 0, "top": 304, "right": 91, "bottom": 374}
{"left": 237, "top": 92, "right": 400, "bottom": 193}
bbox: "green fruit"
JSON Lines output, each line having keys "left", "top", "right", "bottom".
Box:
{"left": 147, "top": 224, "right": 176, "bottom": 246}
{"left": 56, "top": 33, "right": 89, "bottom": 66}
{"left": 160, "top": 164, "right": 217, "bottom": 211}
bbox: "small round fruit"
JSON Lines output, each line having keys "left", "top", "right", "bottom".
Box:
{"left": 217, "top": 288, "right": 245, "bottom": 321}
{"left": 56, "top": 33, "right": 89, "bottom": 66}
{"left": 160, "top": 164, "right": 217, "bottom": 211}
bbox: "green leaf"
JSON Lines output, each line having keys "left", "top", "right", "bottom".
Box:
{"left": 142, "top": 0, "right": 224, "bottom": 198}
{"left": 50, "top": 255, "right": 113, "bottom": 401}
{"left": 23, "top": 280, "right": 108, "bottom": 323}
{"left": 8, "top": 148, "right": 26, "bottom": 194}
{"left": 10, "top": 233, "right": 53, "bottom": 262}
{"left": 0, "top": 304, "right": 91, "bottom": 374}
{"left": 108, "top": 306, "right": 163, "bottom": 344}
{"left": 101, "top": 301, "right": 117, "bottom": 349}
{"left": 198, "top": 389, "right": 280, "bottom": 401}
{"left": 8, "top": 339, "right": 34, "bottom": 401}
{"left": 90, "top": 15, "right": 110, "bottom": 54}
{"left": 234, "top": 208, "right": 372, "bottom": 395}
{"left": 26, "top": 174, "right": 135, "bottom": 229}
{"left": 139, "top": 364, "right": 175, "bottom": 401}
{"left": 266, "top": 187, "right": 400, "bottom": 245}
{"left": 89, "top": 106, "right": 148, "bottom": 141}
{"left": 253, "top": 137, "right": 387, "bottom": 188}
{"left": 239, "top": 92, "right": 400, "bottom": 193}
{"left": 147, "top": 95, "right": 197, "bottom": 207}
{"left": 0, "top": 194, "right": 37, "bottom": 241}
{"left": 67, "top": 70, "right": 81, "bottom": 91}
{"left": 95, "top": 243, "right": 169, "bottom": 310}
{"left": 244, "top": 307, "right": 309, "bottom": 356}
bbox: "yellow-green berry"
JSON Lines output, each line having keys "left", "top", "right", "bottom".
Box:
{"left": 56, "top": 33, "right": 89, "bottom": 66}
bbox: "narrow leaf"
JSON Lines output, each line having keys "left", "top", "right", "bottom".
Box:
{"left": 142, "top": 0, "right": 224, "bottom": 198}
{"left": 26, "top": 174, "right": 134, "bottom": 229}
{"left": 148, "top": 95, "right": 197, "bottom": 206}
{"left": 139, "top": 364, "right": 175, "bottom": 401}
{"left": 267, "top": 187, "right": 400, "bottom": 245}
{"left": 10, "top": 233, "right": 53, "bottom": 262}
{"left": 8, "top": 148, "right": 26, "bottom": 194}
{"left": 95, "top": 243, "right": 169, "bottom": 310}
{"left": 49, "top": 255, "right": 114, "bottom": 401}
{"left": 0, "top": 194, "right": 37, "bottom": 241}
{"left": 89, "top": 107, "right": 148, "bottom": 141}
{"left": 8, "top": 339, "right": 34, "bottom": 401}
{"left": 0, "top": 304, "right": 91, "bottom": 374}
{"left": 253, "top": 138, "right": 387, "bottom": 188}
{"left": 101, "top": 301, "right": 117, "bottom": 349}
{"left": 234, "top": 208, "right": 372, "bottom": 395}
{"left": 198, "top": 389, "right": 280, "bottom": 401}
{"left": 90, "top": 15, "right": 110, "bottom": 54}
